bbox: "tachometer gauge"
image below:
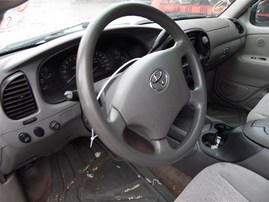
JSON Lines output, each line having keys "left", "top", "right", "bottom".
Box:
{"left": 113, "top": 49, "right": 126, "bottom": 66}
{"left": 109, "top": 48, "right": 131, "bottom": 70}
{"left": 59, "top": 54, "right": 77, "bottom": 85}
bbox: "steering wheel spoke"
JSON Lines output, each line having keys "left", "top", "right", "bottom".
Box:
{"left": 189, "top": 87, "right": 204, "bottom": 108}
{"left": 152, "top": 138, "right": 174, "bottom": 155}
{"left": 107, "top": 107, "right": 126, "bottom": 137}
{"left": 171, "top": 40, "right": 189, "bottom": 57}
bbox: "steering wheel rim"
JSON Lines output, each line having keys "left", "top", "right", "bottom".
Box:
{"left": 76, "top": 2, "right": 207, "bottom": 166}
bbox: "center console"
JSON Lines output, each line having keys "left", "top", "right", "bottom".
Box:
{"left": 243, "top": 119, "right": 269, "bottom": 149}
{"left": 199, "top": 123, "right": 262, "bottom": 162}
{"left": 169, "top": 106, "right": 269, "bottom": 179}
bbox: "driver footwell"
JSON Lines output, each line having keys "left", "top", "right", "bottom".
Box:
{"left": 18, "top": 137, "right": 176, "bottom": 202}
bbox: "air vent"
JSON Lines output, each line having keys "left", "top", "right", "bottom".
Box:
{"left": 1, "top": 72, "right": 37, "bottom": 120}
{"left": 201, "top": 35, "right": 210, "bottom": 57}
{"left": 230, "top": 19, "right": 244, "bottom": 34}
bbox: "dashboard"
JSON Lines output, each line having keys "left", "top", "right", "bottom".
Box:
{"left": 0, "top": 17, "right": 246, "bottom": 175}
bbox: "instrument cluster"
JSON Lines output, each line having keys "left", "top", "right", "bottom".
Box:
{"left": 38, "top": 36, "right": 147, "bottom": 103}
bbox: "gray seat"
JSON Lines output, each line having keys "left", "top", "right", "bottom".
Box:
{"left": 175, "top": 163, "right": 269, "bottom": 202}
{"left": 247, "top": 93, "right": 269, "bottom": 122}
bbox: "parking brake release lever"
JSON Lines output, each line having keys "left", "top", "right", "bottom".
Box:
{"left": 64, "top": 90, "right": 79, "bottom": 102}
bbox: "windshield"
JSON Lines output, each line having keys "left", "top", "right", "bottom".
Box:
{"left": 0, "top": 0, "right": 236, "bottom": 54}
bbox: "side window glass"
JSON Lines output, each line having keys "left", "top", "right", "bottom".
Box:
{"left": 251, "top": 0, "right": 269, "bottom": 26}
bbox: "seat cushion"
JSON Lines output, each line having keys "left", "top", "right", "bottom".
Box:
{"left": 247, "top": 93, "right": 269, "bottom": 122}
{"left": 175, "top": 163, "right": 269, "bottom": 202}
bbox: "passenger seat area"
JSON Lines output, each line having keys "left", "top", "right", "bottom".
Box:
{"left": 247, "top": 93, "right": 269, "bottom": 122}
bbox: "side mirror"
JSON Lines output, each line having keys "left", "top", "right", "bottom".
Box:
{"left": 255, "top": 0, "right": 269, "bottom": 25}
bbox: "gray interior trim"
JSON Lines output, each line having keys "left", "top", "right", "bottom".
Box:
{"left": 221, "top": 0, "right": 255, "bottom": 19}
{"left": 244, "top": 119, "right": 269, "bottom": 148}
{"left": 213, "top": 6, "right": 269, "bottom": 112}
{"left": 239, "top": 149, "right": 269, "bottom": 180}
{"left": 0, "top": 173, "right": 27, "bottom": 202}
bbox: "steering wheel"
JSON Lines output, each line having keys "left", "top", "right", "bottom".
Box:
{"left": 76, "top": 3, "right": 207, "bottom": 166}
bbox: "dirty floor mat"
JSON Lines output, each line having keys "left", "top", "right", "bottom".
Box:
{"left": 207, "top": 104, "right": 248, "bottom": 127}
{"left": 19, "top": 137, "right": 175, "bottom": 202}
{"left": 149, "top": 166, "right": 191, "bottom": 197}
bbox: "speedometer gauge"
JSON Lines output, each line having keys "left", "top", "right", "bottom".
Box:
{"left": 59, "top": 54, "right": 77, "bottom": 85}
{"left": 93, "top": 50, "right": 113, "bottom": 74}
{"left": 59, "top": 50, "right": 114, "bottom": 85}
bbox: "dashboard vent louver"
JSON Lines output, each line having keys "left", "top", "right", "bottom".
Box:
{"left": 1, "top": 72, "right": 37, "bottom": 120}
{"left": 201, "top": 35, "right": 210, "bottom": 57}
{"left": 229, "top": 19, "right": 244, "bottom": 34}
{"left": 202, "top": 41, "right": 210, "bottom": 56}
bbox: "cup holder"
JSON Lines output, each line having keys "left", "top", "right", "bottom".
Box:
{"left": 202, "top": 133, "right": 228, "bottom": 149}
{"left": 201, "top": 123, "right": 231, "bottom": 149}
{"left": 200, "top": 122, "right": 261, "bottom": 162}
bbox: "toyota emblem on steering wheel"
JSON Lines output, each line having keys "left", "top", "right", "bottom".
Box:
{"left": 149, "top": 70, "right": 169, "bottom": 91}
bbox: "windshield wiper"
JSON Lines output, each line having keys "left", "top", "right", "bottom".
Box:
{"left": 0, "top": 22, "right": 89, "bottom": 56}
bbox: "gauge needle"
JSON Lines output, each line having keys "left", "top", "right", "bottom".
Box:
{"left": 66, "top": 74, "right": 76, "bottom": 84}
{"left": 66, "top": 67, "right": 97, "bottom": 84}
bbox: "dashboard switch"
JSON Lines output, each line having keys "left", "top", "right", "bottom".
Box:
{"left": 50, "top": 121, "right": 61, "bottom": 131}
{"left": 34, "top": 127, "right": 45, "bottom": 137}
{"left": 19, "top": 133, "right": 31, "bottom": 143}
